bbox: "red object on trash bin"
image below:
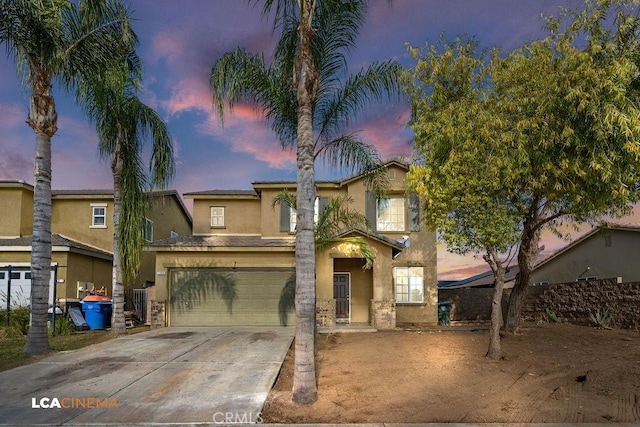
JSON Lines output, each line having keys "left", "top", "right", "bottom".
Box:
{"left": 82, "top": 295, "right": 111, "bottom": 302}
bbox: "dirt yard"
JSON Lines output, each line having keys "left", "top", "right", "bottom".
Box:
{"left": 262, "top": 323, "right": 640, "bottom": 423}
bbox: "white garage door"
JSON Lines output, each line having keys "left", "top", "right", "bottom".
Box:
{"left": 169, "top": 268, "right": 295, "bottom": 326}
{"left": 0, "top": 267, "right": 55, "bottom": 308}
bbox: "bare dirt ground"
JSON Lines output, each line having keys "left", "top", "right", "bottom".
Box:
{"left": 262, "top": 323, "right": 640, "bottom": 423}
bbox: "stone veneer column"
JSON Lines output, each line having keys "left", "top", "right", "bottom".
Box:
{"left": 371, "top": 299, "right": 396, "bottom": 329}
{"left": 316, "top": 299, "right": 336, "bottom": 327}
{"left": 150, "top": 301, "right": 166, "bottom": 329}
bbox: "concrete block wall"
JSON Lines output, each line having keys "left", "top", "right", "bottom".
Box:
{"left": 523, "top": 279, "right": 640, "bottom": 328}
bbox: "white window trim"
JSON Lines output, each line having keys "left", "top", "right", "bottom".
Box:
{"left": 90, "top": 203, "right": 107, "bottom": 229}
{"left": 144, "top": 218, "right": 154, "bottom": 242}
{"left": 289, "top": 197, "right": 320, "bottom": 233}
{"left": 377, "top": 197, "right": 405, "bottom": 232}
{"left": 210, "top": 206, "right": 225, "bottom": 228}
{"left": 394, "top": 266, "right": 424, "bottom": 304}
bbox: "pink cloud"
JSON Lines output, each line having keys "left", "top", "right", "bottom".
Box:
{"left": 198, "top": 104, "right": 295, "bottom": 169}
{"left": 162, "top": 77, "right": 212, "bottom": 116}
{"left": 0, "top": 103, "right": 26, "bottom": 129}
{"left": 357, "top": 107, "right": 413, "bottom": 160}
{"left": 150, "top": 30, "right": 187, "bottom": 64}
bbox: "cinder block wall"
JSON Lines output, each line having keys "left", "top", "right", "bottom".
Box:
{"left": 522, "top": 279, "right": 640, "bottom": 328}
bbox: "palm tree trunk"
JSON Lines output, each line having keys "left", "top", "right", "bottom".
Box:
{"left": 24, "top": 71, "right": 57, "bottom": 355}
{"left": 291, "top": 0, "right": 318, "bottom": 405}
{"left": 110, "top": 145, "right": 126, "bottom": 334}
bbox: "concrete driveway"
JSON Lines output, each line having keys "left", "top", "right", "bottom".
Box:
{"left": 0, "top": 326, "right": 294, "bottom": 425}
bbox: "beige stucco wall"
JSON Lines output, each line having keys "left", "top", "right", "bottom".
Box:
{"left": 52, "top": 198, "right": 114, "bottom": 252}
{"left": 0, "top": 185, "right": 33, "bottom": 237}
{"left": 0, "top": 250, "right": 112, "bottom": 301}
{"left": 136, "top": 194, "right": 193, "bottom": 287}
{"left": 60, "top": 252, "right": 113, "bottom": 300}
{"left": 532, "top": 228, "right": 640, "bottom": 285}
{"left": 317, "top": 237, "right": 395, "bottom": 322}
{"left": 191, "top": 197, "right": 261, "bottom": 235}
{"left": 153, "top": 249, "right": 295, "bottom": 301}
{"left": 334, "top": 258, "right": 373, "bottom": 323}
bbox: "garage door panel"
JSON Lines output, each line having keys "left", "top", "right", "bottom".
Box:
{"left": 170, "top": 268, "right": 294, "bottom": 326}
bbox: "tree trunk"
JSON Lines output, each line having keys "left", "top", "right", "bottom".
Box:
{"left": 504, "top": 221, "right": 541, "bottom": 333}
{"left": 291, "top": 0, "right": 318, "bottom": 405}
{"left": 485, "top": 247, "right": 505, "bottom": 360}
{"left": 110, "top": 147, "right": 126, "bottom": 334}
{"left": 24, "top": 70, "right": 57, "bottom": 355}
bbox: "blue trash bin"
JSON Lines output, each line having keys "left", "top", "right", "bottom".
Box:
{"left": 81, "top": 299, "right": 112, "bottom": 329}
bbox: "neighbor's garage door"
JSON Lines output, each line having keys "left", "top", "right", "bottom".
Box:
{"left": 169, "top": 268, "right": 294, "bottom": 326}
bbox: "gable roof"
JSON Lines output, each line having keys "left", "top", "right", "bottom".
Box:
{"left": 442, "top": 224, "right": 640, "bottom": 289}
{"left": 0, "top": 234, "right": 113, "bottom": 260}
{"left": 533, "top": 224, "right": 640, "bottom": 270}
{"left": 439, "top": 266, "right": 519, "bottom": 289}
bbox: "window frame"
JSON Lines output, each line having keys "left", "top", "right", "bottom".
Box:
{"left": 393, "top": 266, "right": 424, "bottom": 304}
{"left": 210, "top": 206, "right": 225, "bottom": 228}
{"left": 289, "top": 197, "right": 319, "bottom": 233}
{"left": 90, "top": 203, "right": 107, "bottom": 228}
{"left": 144, "top": 218, "right": 154, "bottom": 242}
{"left": 377, "top": 197, "right": 406, "bottom": 232}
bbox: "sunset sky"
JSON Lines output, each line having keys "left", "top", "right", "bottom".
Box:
{"left": 5, "top": 0, "right": 631, "bottom": 279}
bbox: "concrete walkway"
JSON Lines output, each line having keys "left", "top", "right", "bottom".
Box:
{"left": 0, "top": 327, "right": 293, "bottom": 425}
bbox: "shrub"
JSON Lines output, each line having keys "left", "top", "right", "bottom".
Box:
{"left": 589, "top": 310, "right": 613, "bottom": 329}
{"left": 0, "top": 306, "right": 30, "bottom": 335}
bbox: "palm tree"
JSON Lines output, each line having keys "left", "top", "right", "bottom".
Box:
{"left": 211, "top": 0, "right": 401, "bottom": 404}
{"left": 0, "top": 0, "right": 137, "bottom": 354}
{"left": 78, "top": 61, "right": 174, "bottom": 335}
{"left": 275, "top": 191, "right": 376, "bottom": 326}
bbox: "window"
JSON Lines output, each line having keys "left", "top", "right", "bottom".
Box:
{"left": 289, "top": 198, "right": 319, "bottom": 232}
{"left": 394, "top": 267, "right": 423, "bottom": 303}
{"left": 170, "top": 231, "right": 179, "bottom": 238}
{"left": 25, "top": 272, "right": 31, "bottom": 280}
{"left": 91, "top": 204, "right": 107, "bottom": 228}
{"left": 533, "top": 281, "right": 549, "bottom": 286}
{"left": 377, "top": 197, "right": 405, "bottom": 231}
{"left": 577, "top": 276, "right": 598, "bottom": 281}
{"left": 0, "top": 272, "right": 4, "bottom": 280}
{"left": 210, "top": 206, "right": 225, "bottom": 227}
{"left": 10, "top": 272, "right": 21, "bottom": 280}
{"left": 144, "top": 218, "right": 153, "bottom": 242}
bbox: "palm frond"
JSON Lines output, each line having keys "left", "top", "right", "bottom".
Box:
{"left": 315, "top": 133, "right": 389, "bottom": 192}
{"left": 272, "top": 189, "right": 297, "bottom": 210}
{"left": 316, "top": 60, "right": 403, "bottom": 139}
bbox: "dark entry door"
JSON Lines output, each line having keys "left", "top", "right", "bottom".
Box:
{"left": 333, "top": 273, "right": 350, "bottom": 321}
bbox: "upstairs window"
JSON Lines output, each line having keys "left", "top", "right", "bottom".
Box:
{"left": 210, "top": 206, "right": 225, "bottom": 228}
{"left": 289, "top": 198, "right": 319, "bottom": 232}
{"left": 144, "top": 218, "right": 153, "bottom": 242}
{"left": 377, "top": 197, "right": 405, "bottom": 231}
{"left": 91, "top": 204, "right": 107, "bottom": 228}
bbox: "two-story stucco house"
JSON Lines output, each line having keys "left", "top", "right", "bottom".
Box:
{"left": 0, "top": 181, "right": 192, "bottom": 307}
{"left": 150, "top": 161, "right": 437, "bottom": 329}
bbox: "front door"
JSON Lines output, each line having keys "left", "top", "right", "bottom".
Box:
{"left": 333, "top": 273, "right": 350, "bottom": 322}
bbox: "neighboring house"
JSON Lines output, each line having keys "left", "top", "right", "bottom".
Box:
{"left": 151, "top": 161, "right": 438, "bottom": 329}
{"left": 0, "top": 181, "right": 192, "bottom": 308}
{"left": 531, "top": 225, "right": 640, "bottom": 285}
{"left": 438, "top": 224, "right": 640, "bottom": 321}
